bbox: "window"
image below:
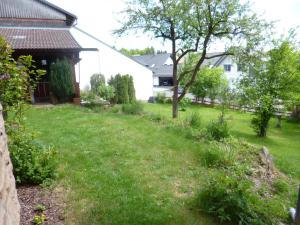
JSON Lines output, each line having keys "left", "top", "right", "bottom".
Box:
{"left": 224, "top": 64, "right": 231, "bottom": 72}
{"left": 159, "top": 77, "right": 173, "bottom": 86}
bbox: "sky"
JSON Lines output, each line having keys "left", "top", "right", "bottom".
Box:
{"left": 48, "top": 0, "right": 300, "bottom": 52}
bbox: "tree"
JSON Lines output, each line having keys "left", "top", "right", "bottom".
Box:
{"left": 108, "top": 74, "right": 136, "bottom": 104}
{"left": 120, "top": 47, "right": 155, "bottom": 56}
{"left": 238, "top": 41, "right": 300, "bottom": 137}
{"left": 50, "top": 58, "right": 73, "bottom": 102}
{"left": 192, "top": 67, "right": 227, "bottom": 104}
{"left": 115, "top": 0, "right": 270, "bottom": 118}
{"left": 128, "top": 76, "right": 136, "bottom": 103}
{"left": 90, "top": 73, "right": 105, "bottom": 93}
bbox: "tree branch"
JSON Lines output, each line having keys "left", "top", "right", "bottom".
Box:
{"left": 204, "top": 52, "right": 234, "bottom": 59}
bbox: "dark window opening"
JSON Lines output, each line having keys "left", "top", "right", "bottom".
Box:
{"left": 224, "top": 64, "right": 231, "bottom": 72}
{"left": 159, "top": 77, "right": 173, "bottom": 86}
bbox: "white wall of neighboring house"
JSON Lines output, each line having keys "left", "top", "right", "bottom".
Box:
{"left": 217, "top": 57, "right": 243, "bottom": 87}
{"left": 71, "top": 28, "right": 153, "bottom": 101}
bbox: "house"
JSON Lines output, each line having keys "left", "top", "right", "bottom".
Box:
{"left": 132, "top": 53, "right": 174, "bottom": 98}
{"left": 203, "top": 53, "right": 243, "bottom": 87}
{"left": 0, "top": 0, "right": 87, "bottom": 103}
{"left": 70, "top": 28, "right": 154, "bottom": 101}
{"left": 133, "top": 52, "right": 242, "bottom": 99}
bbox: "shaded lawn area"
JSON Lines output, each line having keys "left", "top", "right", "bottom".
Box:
{"left": 144, "top": 103, "right": 300, "bottom": 179}
{"left": 25, "top": 105, "right": 216, "bottom": 225}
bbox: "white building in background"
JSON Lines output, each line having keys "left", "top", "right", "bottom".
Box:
{"left": 132, "top": 52, "right": 242, "bottom": 99}
{"left": 132, "top": 53, "right": 174, "bottom": 98}
{"left": 203, "top": 53, "right": 243, "bottom": 87}
{"left": 71, "top": 28, "right": 153, "bottom": 101}
{"left": 71, "top": 27, "right": 242, "bottom": 101}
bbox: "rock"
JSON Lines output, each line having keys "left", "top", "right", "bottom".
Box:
{"left": 0, "top": 104, "right": 20, "bottom": 225}
{"left": 260, "top": 146, "right": 275, "bottom": 173}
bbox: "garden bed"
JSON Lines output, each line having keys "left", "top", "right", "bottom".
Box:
{"left": 18, "top": 186, "right": 65, "bottom": 225}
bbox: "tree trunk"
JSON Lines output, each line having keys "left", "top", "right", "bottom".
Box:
{"left": 170, "top": 30, "right": 178, "bottom": 119}
{"left": 172, "top": 85, "right": 178, "bottom": 118}
{"left": 295, "top": 185, "right": 300, "bottom": 225}
{"left": 258, "top": 113, "right": 271, "bottom": 137}
{"left": 276, "top": 115, "right": 282, "bottom": 128}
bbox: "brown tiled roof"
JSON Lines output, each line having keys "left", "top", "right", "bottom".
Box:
{"left": 0, "top": 28, "right": 81, "bottom": 50}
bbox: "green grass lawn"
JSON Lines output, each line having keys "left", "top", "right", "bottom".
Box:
{"left": 24, "top": 103, "right": 300, "bottom": 225}
{"left": 144, "top": 103, "right": 300, "bottom": 178}
{"left": 25, "top": 105, "right": 217, "bottom": 225}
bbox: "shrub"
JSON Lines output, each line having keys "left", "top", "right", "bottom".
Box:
{"left": 187, "top": 112, "right": 202, "bottom": 128}
{"left": 165, "top": 98, "right": 173, "bottom": 104}
{"left": 109, "top": 74, "right": 136, "bottom": 104}
{"left": 122, "top": 102, "right": 144, "bottom": 115}
{"left": 8, "top": 128, "right": 57, "bottom": 185}
{"left": 98, "top": 84, "right": 115, "bottom": 101}
{"left": 201, "top": 142, "right": 236, "bottom": 168}
{"left": 179, "top": 97, "right": 191, "bottom": 111}
{"left": 144, "top": 113, "right": 165, "bottom": 122}
{"left": 0, "top": 37, "right": 45, "bottom": 121}
{"left": 197, "top": 173, "right": 284, "bottom": 225}
{"left": 155, "top": 92, "right": 167, "bottom": 104}
{"left": 273, "top": 179, "right": 289, "bottom": 194}
{"left": 50, "top": 57, "right": 73, "bottom": 102}
{"left": 90, "top": 73, "right": 105, "bottom": 93}
{"left": 128, "top": 76, "right": 136, "bottom": 103}
{"left": 206, "top": 115, "right": 230, "bottom": 141}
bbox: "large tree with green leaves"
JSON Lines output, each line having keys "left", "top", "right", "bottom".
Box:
{"left": 238, "top": 40, "right": 300, "bottom": 137}
{"left": 182, "top": 54, "right": 227, "bottom": 103}
{"left": 115, "top": 0, "right": 270, "bottom": 118}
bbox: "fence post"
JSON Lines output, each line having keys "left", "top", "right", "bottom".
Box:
{"left": 295, "top": 185, "right": 300, "bottom": 225}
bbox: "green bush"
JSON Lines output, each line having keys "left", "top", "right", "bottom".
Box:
{"left": 155, "top": 92, "right": 167, "bottom": 104}
{"left": 128, "top": 76, "right": 136, "bottom": 103}
{"left": 179, "top": 97, "right": 191, "bottom": 111}
{"left": 98, "top": 84, "right": 115, "bottom": 101}
{"left": 201, "top": 142, "right": 236, "bottom": 168}
{"left": 206, "top": 115, "right": 230, "bottom": 141}
{"left": 165, "top": 98, "right": 173, "bottom": 104}
{"left": 197, "top": 173, "right": 284, "bottom": 225}
{"left": 8, "top": 128, "right": 57, "bottom": 185}
{"left": 273, "top": 179, "right": 289, "bottom": 194}
{"left": 144, "top": 113, "right": 165, "bottom": 122}
{"left": 187, "top": 112, "right": 202, "bottom": 128}
{"left": 122, "top": 102, "right": 144, "bottom": 115}
{"left": 90, "top": 73, "right": 105, "bottom": 93}
{"left": 50, "top": 57, "right": 73, "bottom": 102}
{"left": 109, "top": 74, "right": 136, "bottom": 104}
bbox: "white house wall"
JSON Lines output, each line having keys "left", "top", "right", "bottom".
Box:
{"left": 71, "top": 28, "right": 153, "bottom": 101}
{"left": 218, "top": 57, "right": 242, "bottom": 86}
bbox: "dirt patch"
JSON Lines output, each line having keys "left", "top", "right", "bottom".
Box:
{"left": 18, "top": 185, "right": 66, "bottom": 225}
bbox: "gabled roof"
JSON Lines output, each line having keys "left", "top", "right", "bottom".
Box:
{"left": 132, "top": 53, "right": 173, "bottom": 76}
{"left": 133, "top": 53, "right": 171, "bottom": 68}
{"left": 202, "top": 52, "right": 228, "bottom": 67}
{"left": 0, "top": 28, "right": 81, "bottom": 50}
{"left": 0, "top": 0, "right": 77, "bottom": 26}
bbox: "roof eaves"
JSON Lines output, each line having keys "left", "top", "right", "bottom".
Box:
{"left": 214, "top": 55, "right": 228, "bottom": 67}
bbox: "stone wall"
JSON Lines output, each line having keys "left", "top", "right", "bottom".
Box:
{"left": 0, "top": 104, "right": 20, "bottom": 225}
